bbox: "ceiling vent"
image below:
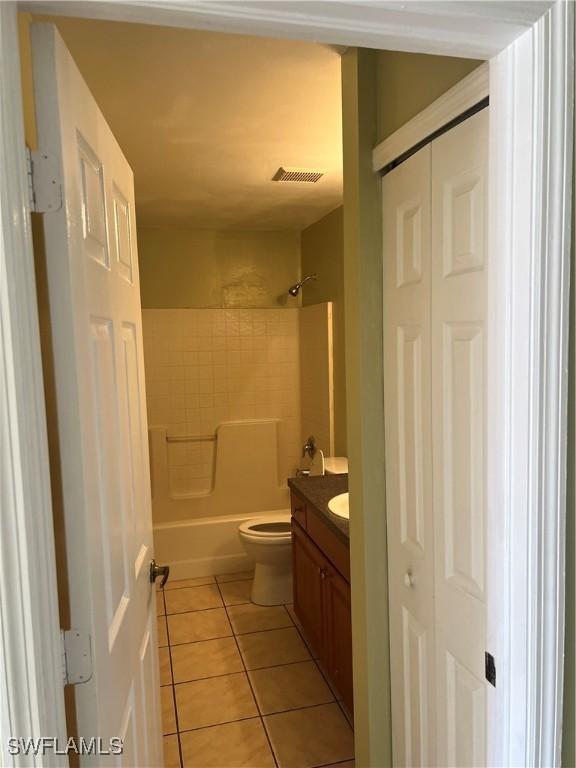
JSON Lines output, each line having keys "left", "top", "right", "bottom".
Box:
{"left": 272, "top": 167, "right": 325, "bottom": 184}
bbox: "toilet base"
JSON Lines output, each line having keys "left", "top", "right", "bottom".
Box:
{"left": 251, "top": 562, "right": 293, "bottom": 606}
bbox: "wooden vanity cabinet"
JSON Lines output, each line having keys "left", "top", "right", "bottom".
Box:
{"left": 290, "top": 490, "right": 353, "bottom": 714}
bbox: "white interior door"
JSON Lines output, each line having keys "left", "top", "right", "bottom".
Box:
{"left": 383, "top": 145, "right": 436, "bottom": 767}
{"left": 383, "top": 108, "right": 488, "bottom": 767}
{"left": 31, "top": 23, "right": 162, "bottom": 766}
{"left": 431, "top": 109, "right": 488, "bottom": 768}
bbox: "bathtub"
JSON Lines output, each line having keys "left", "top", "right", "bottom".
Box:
{"left": 154, "top": 510, "right": 291, "bottom": 580}
{"left": 150, "top": 419, "right": 292, "bottom": 578}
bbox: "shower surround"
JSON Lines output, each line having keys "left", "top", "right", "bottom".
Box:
{"left": 142, "top": 305, "right": 333, "bottom": 577}
{"left": 143, "top": 307, "right": 301, "bottom": 497}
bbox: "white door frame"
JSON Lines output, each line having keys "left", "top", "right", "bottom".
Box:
{"left": 0, "top": 4, "right": 68, "bottom": 766}
{"left": 1, "top": 2, "right": 572, "bottom": 767}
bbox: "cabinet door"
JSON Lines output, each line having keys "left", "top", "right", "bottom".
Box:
{"left": 324, "top": 564, "right": 354, "bottom": 714}
{"left": 292, "top": 521, "right": 325, "bottom": 654}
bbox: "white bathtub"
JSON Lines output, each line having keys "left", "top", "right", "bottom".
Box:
{"left": 150, "top": 420, "right": 292, "bottom": 578}
{"left": 154, "top": 510, "right": 291, "bottom": 580}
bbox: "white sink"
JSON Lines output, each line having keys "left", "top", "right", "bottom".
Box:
{"left": 328, "top": 492, "right": 349, "bottom": 519}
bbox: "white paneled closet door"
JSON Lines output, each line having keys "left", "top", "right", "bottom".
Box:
{"left": 431, "top": 110, "right": 488, "bottom": 768}
{"left": 383, "top": 146, "right": 436, "bottom": 767}
{"left": 383, "top": 108, "right": 488, "bottom": 768}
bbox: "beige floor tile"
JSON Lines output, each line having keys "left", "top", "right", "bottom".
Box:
{"left": 157, "top": 616, "right": 168, "bottom": 647}
{"left": 161, "top": 686, "right": 177, "bottom": 735}
{"left": 159, "top": 646, "right": 172, "bottom": 686}
{"left": 175, "top": 672, "right": 258, "bottom": 731}
{"left": 227, "top": 603, "right": 293, "bottom": 635}
{"left": 236, "top": 627, "right": 311, "bottom": 670}
{"left": 163, "top": 735, "right": 181, "bottom": 768}
{"left": 264, "top": 703, "right": 354, "bottom": 768}
{"left": 180, "top": 718, "right": 275, "bottom": 768}
{"left": 157, "top": 593, "right": 166, "bottom": 616}
{"left": 216, "top": 570, "right": 254, "bottom": 583}
{"left": 164, "top": 576, "right": 216, "bottom": 590}
{"left": 167, "top": 608, "right": 231, "bottom": 645}
{"left": 219, "top": 579, "right": 253, "bottom": 606}
{"left": 165, "top": 584, "right": 223, "bottom": 614}
{"left": 249, "top": 661, "right": 334, "bottom": 714}
{"left": 171, "top": 637, "right": 243, "bottom": 683}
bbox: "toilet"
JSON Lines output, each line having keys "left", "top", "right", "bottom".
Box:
{"left": 238, "top": 512, "right": 293, "bottom": 606}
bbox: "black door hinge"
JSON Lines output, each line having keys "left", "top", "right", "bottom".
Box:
{"left": 485, "top": 651, "right": 496, "bottom": 687}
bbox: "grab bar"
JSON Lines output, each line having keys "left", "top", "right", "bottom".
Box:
{"left": 166, "top": 434, "right": 217, "bottom": 443}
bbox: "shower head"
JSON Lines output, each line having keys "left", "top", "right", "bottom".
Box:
{"left": 288, "top": 274, "right": 317, "bottom": 297}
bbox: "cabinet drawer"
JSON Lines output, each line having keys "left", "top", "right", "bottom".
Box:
{"left": 290, "top": 491, "right": 307, "bottom": 529}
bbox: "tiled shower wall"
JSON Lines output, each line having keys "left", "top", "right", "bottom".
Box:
{"left": 142, "top": 309, "right": 300, "bottom": 495}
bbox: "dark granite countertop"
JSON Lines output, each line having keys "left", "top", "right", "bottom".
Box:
{"left": 288, "top": 474, "right": 349, "bottom": 543}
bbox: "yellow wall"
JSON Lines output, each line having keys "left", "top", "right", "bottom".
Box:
{"left": 342, "top": 47, "right": 391, "bottom": 768}
{"left": 301, "top": 206, "right": 347, "bottom": 454}
{"left": 376, "top": 51, "right": 481, "bottom": 142}
{"left": 138, "top": 226, "right": 301, "bottom": 309}
{"left": 343, "top": 48, "right": 482, "bottom": 767}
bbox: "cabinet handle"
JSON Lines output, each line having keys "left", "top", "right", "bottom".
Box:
{"left": 404, "top": 570, "right": 415, "bottom": 588}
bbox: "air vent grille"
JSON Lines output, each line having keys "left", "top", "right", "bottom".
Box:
{"left": 272, "top": 167, "right": 325, "bottom": 184}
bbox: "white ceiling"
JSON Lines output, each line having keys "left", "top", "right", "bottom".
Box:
{"left": 39, "top": 17, "right": 343, "bottom": 230}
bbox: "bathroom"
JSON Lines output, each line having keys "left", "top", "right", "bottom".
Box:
{"left": 139, "top": 90, "right": 354, "bottom": 768}
{"left": 16, "top": 6, "right": 496, "bottom": 765}
{"left": 31, "top": 15, "right": 353, "bottom": 766}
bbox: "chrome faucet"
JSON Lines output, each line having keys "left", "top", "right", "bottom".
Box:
{"left": 302, "top": 435, "right": 317, "bottom": 459}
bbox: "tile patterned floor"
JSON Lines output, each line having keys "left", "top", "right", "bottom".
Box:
{"left": 158, "top": 571, "right": 355, "bottom": 768}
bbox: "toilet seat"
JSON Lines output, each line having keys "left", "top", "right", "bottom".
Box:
{"left": 239, "top": 513, "right": 292, "bottom": 541}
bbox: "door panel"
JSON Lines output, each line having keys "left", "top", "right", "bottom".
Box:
{"left": 31, "top": 23, "right": 162, "bottom": 764}
{"left": 445, "top": 653, "right": 486, "bottom": 768}
{"left": 401, "top": 607, "right": 431, "bottom": 767}
{"left": 431, "top": 109, "right": 488, "bottom": 767}
{"left": 442, "top": 322, "right": 484, "bottom": 599}
{"left": 383, "top": 145, "right": 436, "bottom": 768}
{"left": 397, "top": 324, "right": 426, "bottom": 553}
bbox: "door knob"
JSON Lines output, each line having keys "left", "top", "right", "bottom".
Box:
{"left": 404, "top": 570, "right": 415, "bottom": 588}
{"left": 150, "top": 559, "right": 170, "bottom": 588}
